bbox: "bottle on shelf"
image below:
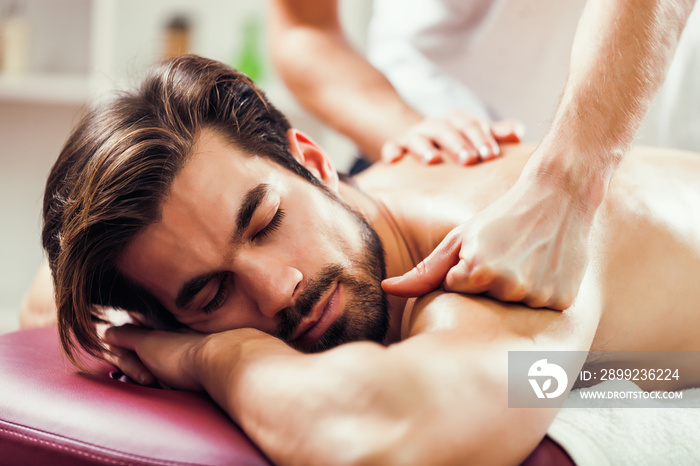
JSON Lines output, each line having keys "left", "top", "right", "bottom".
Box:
{"left": 234, "top": 14, "right": 264, "bottom": 84}
{"left": 0, "top": 1, "right": 31, "bottom": 76}
{"left": 163, "top": 14, "right": 192, "bottom": 60}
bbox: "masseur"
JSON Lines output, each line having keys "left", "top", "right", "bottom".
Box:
{"left": 270, "top": 0, "right": 697, "bottom": 310}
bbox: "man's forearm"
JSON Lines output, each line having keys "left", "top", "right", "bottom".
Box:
{"left": 190, "top": 290, "right": 597, "bottom": 465}
{"left": 533, "top": 0, "right": 695, "bottom": 208}
{"left": 193, "top": 330, "right": 432, "bottom": 465}
{"left": 269, "top": 0, "right": 421, "bottom": 161}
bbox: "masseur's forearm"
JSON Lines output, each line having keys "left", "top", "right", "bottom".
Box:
{"left": 269, "top": 0, "right": 421, "bottom": 161}
{"left": 531, "top": 0, "right": 695, "bottom": 209}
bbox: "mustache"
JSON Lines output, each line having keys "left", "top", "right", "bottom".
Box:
{"left": 274, "top": 264, "right": 344, "bottom": 342}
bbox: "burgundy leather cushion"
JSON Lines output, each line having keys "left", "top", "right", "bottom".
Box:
{"left": 521, "top": 436, "right": 575, "bottom": 466}
{"left": 0, "top": 327, "right": 271, "bottom": 465}
{"left": 0, "top": 327, "right": 573, "bottom": 465}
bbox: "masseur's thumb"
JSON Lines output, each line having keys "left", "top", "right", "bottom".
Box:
{"left": 382, "top": 230, "right": 462, "bottom": 297}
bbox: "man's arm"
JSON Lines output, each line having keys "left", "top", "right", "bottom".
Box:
{"left": 105, "top": 291, "right": 599, "bottom": 465}
{"left": 383, "top": 0, "right": 696, "bottom": 309}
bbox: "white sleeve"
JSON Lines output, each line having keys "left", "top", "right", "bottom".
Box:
{"left": 365, "top": 0, "right": 495, "bottom": 121}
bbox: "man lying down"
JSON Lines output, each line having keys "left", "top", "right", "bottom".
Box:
{"left": 43, "top": 55, "right": 700, "bottom": 465}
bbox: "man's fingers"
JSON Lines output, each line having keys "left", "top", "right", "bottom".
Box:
{"left": 103, "top": 324, "right": 149, "bottom": 351}
{"left": 382, "top": 231, "right": 462, "bottom": 297}
{"left": 104, "top": 342, "right": 156, "bottom": 386}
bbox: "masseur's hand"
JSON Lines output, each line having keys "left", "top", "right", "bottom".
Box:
{"left": 382, "top": 173, "right": 596, "bottom": 310}
{"left": 381, "top": 110, "right": 525, "bottom": 165}
{"left": 103, "top": 325, "right": 206, "bottom": 390}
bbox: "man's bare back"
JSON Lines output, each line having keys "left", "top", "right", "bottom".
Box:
{"left": 356, "top": 144, "right": 700, "bottom": 386}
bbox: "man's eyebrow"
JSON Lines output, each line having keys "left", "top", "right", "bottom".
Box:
{"left": 235, "top": 183, "right": 270, "bottom": 240}
{"left": 174, "top": 183, "right": 269, "bottom": 310}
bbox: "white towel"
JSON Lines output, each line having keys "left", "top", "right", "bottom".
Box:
{"left": 548, "top": 380, "right": 700, "bottom": 466}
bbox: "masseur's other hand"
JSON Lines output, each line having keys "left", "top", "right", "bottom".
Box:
{"left": 382, "top": 177, "right": 594, "bottom": 310}
{"left": 103, "top": 325, "right": 206, "bottom": 390}
{"left": 381, "top": 110, "right": 525, "bottom": 165}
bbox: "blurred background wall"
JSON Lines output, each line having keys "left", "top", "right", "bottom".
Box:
{"left": 0, "top": 0, "right": 373, "bottom": 333}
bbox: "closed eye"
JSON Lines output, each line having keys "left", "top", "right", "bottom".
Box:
{"left": 253, "top": 208, "right": 285, "bottom": 241}
{"left": 202, "top": 272, "right": 229, "bottom": 314}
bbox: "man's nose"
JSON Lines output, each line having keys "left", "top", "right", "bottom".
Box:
{"left": 237, "top": 253, "right": 302, "bottom": 318}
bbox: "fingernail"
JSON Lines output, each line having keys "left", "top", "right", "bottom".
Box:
{"left": 478, "top": 145, "right": 490, "bottom": 158}
{"left": 383, "top": 277, "right": 406, "bottom": 288}
{"left": 457, "top": 148, "right": 470, "bottom": 164}
{"left": 422, "top": 150, "right": 436, "bottom": 163}
{"left": 491, "top": 121, "right": 509, "bottom": 137}
{"left": 140, "top": 372, "right": 155, "bottom": 386}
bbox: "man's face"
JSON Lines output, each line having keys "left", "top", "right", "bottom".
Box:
{"left": 118, "top": 129, "right": 388, "bottom": 352}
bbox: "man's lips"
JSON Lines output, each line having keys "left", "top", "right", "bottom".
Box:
{"left": 292, "top": 283, "right": 341, "bottom": 345}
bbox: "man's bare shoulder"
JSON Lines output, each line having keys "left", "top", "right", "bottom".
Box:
{"left": 354, "top": 144, "right": 700, "bottom": 197}
{"left": 399, "top": 290, "right": 593, "bottom": 352}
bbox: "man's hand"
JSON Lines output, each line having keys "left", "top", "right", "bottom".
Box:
{"left": 381, "top": 110, "right": 524, "bottom": 165}
{"left": 103, "top": 325, "right": 206, "bottom": 390}
{"left": 382, "top": 174, "right": 594, "bottom": 310}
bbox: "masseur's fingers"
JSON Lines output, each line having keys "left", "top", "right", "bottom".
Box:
{"left": 443, "top": 262, "right": 531, "bottom": 302}
{"left": 405, "top": 133, "right": 442, "bottom": 164}
{"left": 381, "top": 141, "right": 405, "bottom": 163}
{"left": 448, "top": 112, "right": 499, "bottom": 161}
{"left": 382, "top": 229, "right": 462, "bottom": 297}
{"left": 382, "top": 112, "right": 524, "bottom": 166}
{"left": 491, "top": 119, "right": 526, "bottom": 144}
{"left": 412, "top": 117, "right": 481, "bottom": 164}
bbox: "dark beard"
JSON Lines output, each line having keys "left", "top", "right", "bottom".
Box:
{"left": 273, "top": 203, "right": 389, "bottom": 353}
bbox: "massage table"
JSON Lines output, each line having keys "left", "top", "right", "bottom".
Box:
{"left": 0, "top": 327, "right": 572, "bottom": 465}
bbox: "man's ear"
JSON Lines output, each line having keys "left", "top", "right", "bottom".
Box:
{"left": 286, "top": 129, "right": 339, "bottom": 192}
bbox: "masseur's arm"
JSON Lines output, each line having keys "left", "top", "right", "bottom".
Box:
{"left": 104, "top": 291, "right": 598, "bottom": 465}
{"left": 384, "top": 0, "right": 696, "bottom": 309}
{"left": 268, "top": 0, "right": 521, "bottom": 164}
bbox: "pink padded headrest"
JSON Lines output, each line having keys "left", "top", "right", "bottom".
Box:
{"left": 0, "top": 327, "right": 572, "bottom": 465}
{"left": 0, "top": 326, "right": 271, "bottom": 465}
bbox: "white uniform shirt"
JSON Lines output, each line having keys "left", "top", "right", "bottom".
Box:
{"left": 367, "top": 0, "right": 700, "bottom": 150}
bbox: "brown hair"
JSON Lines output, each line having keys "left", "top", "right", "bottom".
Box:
{"left": 42, "top": 55, "right": 322, "bottom": 365}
